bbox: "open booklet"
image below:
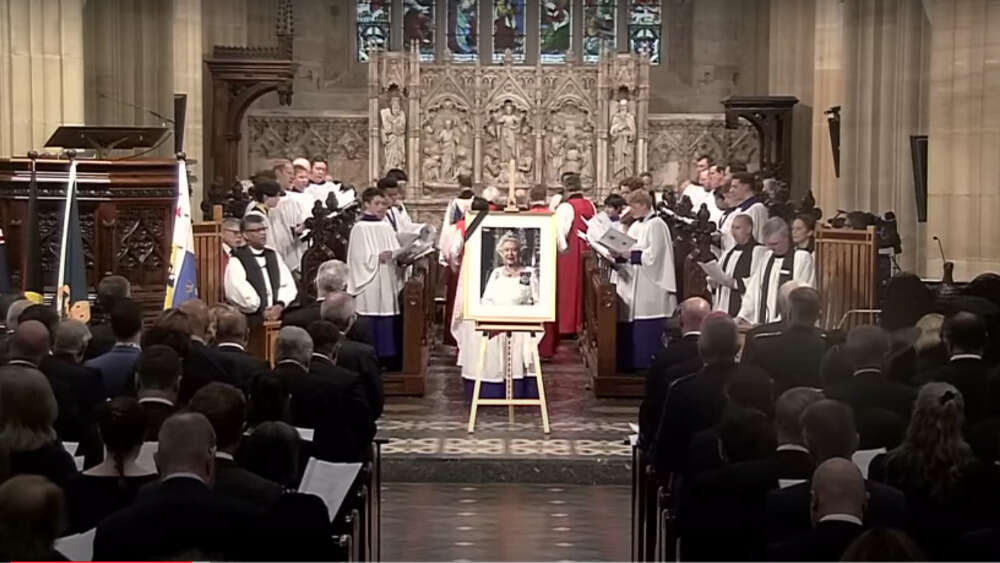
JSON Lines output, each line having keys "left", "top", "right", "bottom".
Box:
{"left": 298, "top": 457, "right": 363, "bottom": 520}
{"left": 393, "top": 224, "right": 438, "bottom": 262}
{"left": 55, "top": 528, "right": 95, "bottom": 561}
{"left": 698, "top": 260, "right": 732, "bottom": 286}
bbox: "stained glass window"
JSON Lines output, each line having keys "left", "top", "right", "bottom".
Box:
{"left": 582, "top": 0, "right": 616, "bottom": 64}
{"left": 403, "top": 0, "right": 435, "bottom": 61}
{"left": 357, "top": 1, "right": 390, "bottom": 62}
{"left": 629, "top": 0, "right": 661, "bottom": 64}
{"left": 493, "top": 0, "right": 525, "bottom": 63}
{"left": 539, "top": 1, "right": 572, "bottom": 64}
{"left": 448, "top": 0, "right": 478, "bottom": 62}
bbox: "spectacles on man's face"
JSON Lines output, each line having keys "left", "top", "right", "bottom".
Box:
{"left": 244, "top": 228, "right": 268, "bottom": 234}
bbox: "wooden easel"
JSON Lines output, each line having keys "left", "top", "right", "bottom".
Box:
{"left": 466, "top": 159, "right": 552, "bottom": 434}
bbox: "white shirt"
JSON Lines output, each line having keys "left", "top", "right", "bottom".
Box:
{"left": 719, "top": 197, "right": 768, "bottom": 252}
{"left": 776, "top": 444, "right": 810, "bottom": 454}
{"left": 307, "top": 181, "right": 355, "bottom": 209}
{"left": 223, "top": 246, "right": 298, "bottom": 313}
{"left": 555, "top": 197, "right": 595, "bottom": 252}
{"left": 737, "top": 248, "right": 815, "bottom": 326}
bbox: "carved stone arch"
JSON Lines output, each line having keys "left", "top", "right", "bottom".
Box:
{"left": 420, "top": 93, "right": 474, "bottom": 190}
{"left": 543, "top": 95, "right": 597, "bottom": 188}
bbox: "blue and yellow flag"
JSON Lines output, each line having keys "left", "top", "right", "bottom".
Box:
{"left": 164, "top": 157, "right": 198, "bottom": 308}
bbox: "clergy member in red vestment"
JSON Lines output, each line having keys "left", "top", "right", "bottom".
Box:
{"left": 554, "top": 173, "right": 596, "bottom": 336}
{"left": 527, "top": 185, "right": 559, "bottom": 358}
{"left": 440, "top": 175, "right": 477, "bottom": 346}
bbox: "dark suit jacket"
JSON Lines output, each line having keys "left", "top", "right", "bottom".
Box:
{"left": 38, "top": 354, "right": 105, "bottom": 464}
{"left": 259, "top": 492, "right": 339, "bottom": 561}
{"left": 825, "top": 370, "right": 917, "bottom": 422}
{"left": 918, "top": 357, "right": 993, "bottom": 424}
{"left": 961, "top": 528, "right": 1000, "bottom": 561}
{"left": 336, "top": 339, "right": 383, "bottom": 419}
{"left": 93, "top": 476, "right": 265, "bottom": 561}
{"left": 764, "top": 476, "right": 907, "bottom": 544}
{"left": 83, "top": 321, "right": 116, "bottom": 360}
{"left": 768, "top": 520, "right": 865, "bottom": 561}
{"left": 640, "top": 333, "right": 700, "bottom": 448}
{"left": 178, "top": 340, "right": 236, "bottom": 404}
{"left": 742, "top": 324, "right": 826, "bottom": 393}
{"left": 9, "top": 441, "right": 78, "bottom": 489}
{"left": 651, "top": 362, "right": 762, "bottom": 475}
{"left": 213, "top": 343, "right": 268, "bottom": 392}
{"left": 278, "top": 359, "right": 375, "bottom": 462}
{"left": 282, "top": 300, "right": 375, "bottom": 346}
{"left": 213, "top": 456, "right": 283, "bottom": 509}
{"left": 139, "top": 399, "right": 177, "bottom": 441}
{"left": 84, "top": 344, "right": 140, "bottom": 398}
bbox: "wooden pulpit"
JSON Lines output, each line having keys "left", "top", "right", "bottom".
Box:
{"left": 0, "top": 157, "right": 177, "bottom": 320}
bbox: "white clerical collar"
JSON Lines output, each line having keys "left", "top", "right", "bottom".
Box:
{"left": 215, "top": 452, "right": 235, "bottom": 461}
{"left": 217, "top": 342, "right": 246, "bottom": 351}
{"left": 162, "top": 472, "right": 208, "bottom": 485}
{"left": 115, "top": 342, "right": 141, "bottom": 350}
{"left": 818, "top": 514, "right": 863, "bottom": 526}
{"left": 776, "top": 444, "right": 809, "bottom": 454}
{"left": 7, "top": 359, "right": 37, "bottom": 368}
{"left": 138, "top": 397, "right": 175, "bottom": 407}
{"left": 951, "top": 354, "right": 983, "bottom": 361}
{"left": 192, "top": 335, "right": 207, "bottom": 345}
{"left": 853, "top": 368, "right": 882, "bottom": 377}
{"left": 682, "top": 331, "right": 701, "bottom": 338}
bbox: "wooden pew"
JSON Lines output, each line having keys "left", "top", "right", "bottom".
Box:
{"left": 815, "top": 226, "right": 878, "bottom": 331}
{"left": 192, "top": 205, "right": 224, "bottom": 306}
{"left": 384, "top": 254, "right": 435, "bottom": 396}
{"left": 580, "top": 251, "right": 644, "bottom": 397}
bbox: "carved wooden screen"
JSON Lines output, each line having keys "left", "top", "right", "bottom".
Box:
{"left": 193, "top": 219, "right": 223, "bottom": 306}
{"left": 815, "top": 226, "right": 878, "bottom": 330}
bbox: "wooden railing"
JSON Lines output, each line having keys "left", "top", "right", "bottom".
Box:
{"left": 815, "top": 226, "right": 877, "bottom": 331}
{"left": 580, "top": 251, "right": 643, "bottom": 397}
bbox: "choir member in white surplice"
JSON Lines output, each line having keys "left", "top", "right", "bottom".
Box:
{"left": 224, "top": 214, "right": 298, "bottom": 325}
{"left": 718, "top": 172, "right": 769, "bottom": 252}
{"left": 612, "top": 190, "right": 678, "bottom": 371}
{"left": 378, "top": 177, "right": 415, "bottom": 234}
{"left": 347, "top": 188, "right": 405, "bottom": 367}
{"left": 737, "top": 217, "right": 816, "bottom": 327}
{"left": 456, "top": 230, "right": 540, "bottom": 400}
{"left": 306, "top": 158, "right": 355, "bottom": 209}
{"left": 710, "top": 214, "right": 764, "bottom": 317}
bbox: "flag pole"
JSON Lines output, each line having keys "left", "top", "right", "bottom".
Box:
{"left": 55, "top": 149, "right": 78, "bottom": 316}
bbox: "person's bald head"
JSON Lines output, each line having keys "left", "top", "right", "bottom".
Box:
{"left": 810, "top": 458, "right": 867, "bottom": 525}
{"left": 679, "top": 297, "right": 711, "bottom": 335}
{"left": 846, "top": 325, "right": 891, "bottom": 371}
{"left": 155, "top": 412, "right": 217, "bottom": 482}
{"left": 178, "top": 299, "right": 209, "bottom": 339}
{"left": 8, "top": 320, "right": 50, "bottom": 366}
{"left": 777, "top": 280, "right": 810, "bottom": 318}
{"left": 942, "top": 311, "right": 987, "bottom": 356}
{"left": 786, "top": 286, "right": 821, "bottom": 327}
{"left": 801, "top": 399, "right": 859, "bottom": 463}
{"left": 320, "top": 292, "right": 356, "bottom": 331}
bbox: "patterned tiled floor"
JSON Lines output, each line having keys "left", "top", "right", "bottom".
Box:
{"left": 381, "top": 482, "right": 630, "bottom": 561}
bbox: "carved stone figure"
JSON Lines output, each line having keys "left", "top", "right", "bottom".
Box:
{"left": 380, "top": 96, "right": 407, "bottom": 173}
{"left": 493, "top": 100, "right": 523, "bottom": 166}
{"left": 437, "top": 118, "right": 459, "bottom": 180}
{"left": 610, "top": 99, "right": 636, "bottom": 180}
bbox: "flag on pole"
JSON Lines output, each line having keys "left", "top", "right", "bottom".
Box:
{"left": 55, "top": 160, "right": 90, "bottom": 322}
{"left": 164, "top": 156, "right": 198, "bottom": 309}
{"left": 0, "top": 227, "right": 12, "bottom": 294}
{"left": 23, "top": 153, "right": 43, "bottom": 303}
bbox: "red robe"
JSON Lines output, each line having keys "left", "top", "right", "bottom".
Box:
{"left": 443, "top": 219, "right": 468, "bottom": 346}
{"left": 528, "top": 204, "right": 559, "bottom": 358}
{"left": 556, "top": 196, "right": 596, "bottom": 335}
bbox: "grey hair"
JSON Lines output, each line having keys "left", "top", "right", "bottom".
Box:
{"left": 316, "top": 260, "right": 349, "bottom": 295}
{"left": 762, "top": 217, "right": 790, "bottom": 240}
{"left": 221, "top": 217, "right": 242, "bottom": 230}
{"left": 240, "top": 213, "right": 269, "bottom": 231}
{"left": 53, "top": 320, "right": 92, "bottom": 356}
{"left": 5, "top": 299, "right": 32, "bottom": 330}
{"left": 320, "top": 292, "right": 356, "bottom": 330}
{"left": 275, "top": 326, "right": 313, "bottom": 366}
{"left": 777, "top": 280, "right": 810, "bottom": 316}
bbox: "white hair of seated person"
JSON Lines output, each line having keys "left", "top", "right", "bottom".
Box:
{"left": 275, "top": 326, "right": 313, "bottom": 367}
{"left": 53, "top": 319, "right": 91, "bottom": 361}
{"left": 777, "top": 280, "right": 810, "bottom": 318}
{"left": 320, "top": 292, "right": 356, "bottom": 331}
{"left": 316, "top": 259, "right": 349, "bottom": 296}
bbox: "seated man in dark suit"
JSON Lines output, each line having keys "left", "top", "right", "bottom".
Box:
{"left": 93, "top": 413, "right": 265, "bottom": 561}
{"left": 41, "top": 319, "right": 106, "bottom": 465}
{"left": 826, "top": 325, "right": 916, "bottom": 423}
{"left": 639, "top": 297, "right": 710, "bottom": 448}
{"left": 769, "top": 458, "right": 867, "bottom": 561}
{"left": 84, "top": 298, "right": 143, "bottom": 398}
{"left": 322, "top": 293, "right": 383, "bottom": 419}
{"left": 178, "top": 299, "right": 241, "bottom": 394}
{"left": 281, "top": 259, "right": 360, "bottom": 337}
{"left": 211, "top": 305, "right": 268, "bottom": 392}
{"left": 742, "top": 285, "right": 827, "bottom": 393}
{"left": 918, "top": 311, "right": 992, "bottom": 424}
{"left": 764, "top": 399, "right": 907, "bottom": 544}
{"left": 187, "top": 382, "right": 284, "bottom": 508}
{"left": 681, "top": 387, "right": 823, "bottom": 560}
{"left": 136, "top": 345, "right": 182, "bottom": 440}
{"left": 84, "top": 275, "right": 131, "bottom": 360}
{"left": 651, "top": 312, "right": 745, "bottom": 476}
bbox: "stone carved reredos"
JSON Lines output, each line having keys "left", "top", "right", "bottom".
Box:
{"left": 420, "top": 96, "right": 474, "bottom": 190}
{"left": 544, "top": 97, "right": 595, "bottom": 186}
{"left": 246, "top": 114, "right": 370, "bottom": 188}
{"left": 646, "top": 116, "right": 760, "bottom": 188}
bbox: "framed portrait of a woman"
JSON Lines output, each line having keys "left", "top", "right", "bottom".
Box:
{"left": 463, "top": 212, "right": 557, "bottom": 324}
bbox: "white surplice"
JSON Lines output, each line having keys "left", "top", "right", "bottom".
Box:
{"left": 613, "top": 212, "right": 678, "bottom": 321}
{"left": 223, "top": 246, "right": 297, "bottom": 313}
{"left": 306, "top": 181, "right": 355, "bottom": 209}
{"left": 719, "top": 198, "right": 769, "bottom": 252}
{"left": 737, "top": 248, "right": 816, "bottom": 326}
{"left": 272, "top": 196, "right": 309, "bottom": 273}
{"left": 346, "top": 220, "right": 404, "bottom": 316}
{"left": 712, "top": 245, "right": 767, "bottom": 314}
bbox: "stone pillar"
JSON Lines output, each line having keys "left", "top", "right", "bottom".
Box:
{"left": 926, "top": 0, "right": 1000, "bottom": 279}
{"left": 768, "top": 0, "right": 816, "bottom": 192}
{"left": 0, "top": 0, "right": 85, "bottom": 157}
{"left": 839, "top": 0, "right": 929, "bottom": 271}
{"left": 174, "top": 0, "right": 204, "bottom": 213}
{"left": 810, "top": 0, "right": 844, "bottom": 219}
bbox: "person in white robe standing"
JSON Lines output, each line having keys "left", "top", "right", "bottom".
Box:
{"left": 612, "top": 190, "right": 677, "bottom": 371}
{"left": 737, "top": 217, "right": 816, "bottom": 327}
{"left": 224, "top": 213, "right": 298, "bottom": 326}
{"left": 718, "top": 172, "right": 768, "bottom": 252}
{"left": 378, "top": 177, "right": 415, "bottom": 234}
{"left": 710, "top": 214, "right": 764, "bottom": 316}
{"left": 306, "top": 158, "right": 355, "bottom": 209}
{"left": 347, "top": 187, "right": 404, "bottom": 368}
